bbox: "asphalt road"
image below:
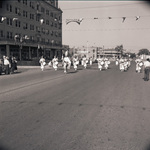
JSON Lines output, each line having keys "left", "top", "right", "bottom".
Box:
{"left": 0, "top": 62, "right": 150, "bottom": 150}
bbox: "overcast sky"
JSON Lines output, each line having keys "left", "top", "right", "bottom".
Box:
{"left": 58, "top": 1, "right": 150, "bottom": 53}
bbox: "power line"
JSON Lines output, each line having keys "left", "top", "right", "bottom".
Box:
{"left": 63, "top": 27, "right": 150, "bottom": 32}
{"left": 62, "top": 2, "right": 144, "bottom": 11}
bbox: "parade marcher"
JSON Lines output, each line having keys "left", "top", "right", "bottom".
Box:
{"left": 89, "top": 57, "right": 93, "bottom": 66}
{"left": 82, "top": 55, "right": 88, "bottom": 69}
{"left": 97, "top": 56, "right": 103, "bottom": 71}
{"left": 39, "top": 56, "right": 46, "bottom": 71}
{"left": 48, "top": 60, "right": 52, "bottom": 67}
{"left": 123, "top": 58, "right": 128, "bottom": 71}
{"left": 119, "top": 57, "right": 125, "bottom": 72}
{"left": 115, "top": 58, "right": 119, "bottom": 66}
{"left": 3, "top": 56, "right": 11, "bottom": 75}
{"left": 63, "top": 51, "right": 71, "bottom": 73}
{"left": 52, "top": 56, "right": 58, "bottom": 71}
{"left": 104, "top": 57, "right": 109, "bottom": 70}
{"left": 73, "top": 55, "right": 79, "bottom": 71}
{"left": 143, "top": 58, "right": 150, "bottom": 81}
{"left": 135, "top": 57, "right": 143, "bottom": 73}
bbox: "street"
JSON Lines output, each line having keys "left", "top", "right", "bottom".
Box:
{"left": 0, "top": 62, "right": 150, "bottom": 150}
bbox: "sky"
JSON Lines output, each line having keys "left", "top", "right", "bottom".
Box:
{"left": 58, "top": 1, "right": 150, "bottom": 53}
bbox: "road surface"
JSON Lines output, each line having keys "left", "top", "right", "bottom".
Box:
{"left": 0, "top": 62, "right": 150, "bottom": 150}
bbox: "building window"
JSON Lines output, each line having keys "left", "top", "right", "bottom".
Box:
{"left": 46, "top": 20, "right": 49, "bottom": 25}
{"left": 36, "top": 26, "right": 41, "bottom": 33}
{"left": 16, "top": 20, "right": 21, "bottom": 27}
{"left": 37, "top": 4, "right": 39, "bottom": 10}
{"left": 30, "top": 1, "right": 34, "bottom": 9}
{"left": 36, "top": 15, "right": 40, "bottom": 22}
{"left": 23, "top": 23, "right": 28, "bottom": 29}
{"left": 30, "top": 14, "right": 34, "bottom": 20}
{"left": 23, "top": 10, "right": 27, "bottom": 17}
{"left": 55, "top": 23, "right": 57, "bottom": 28}
{"left": 30, "top": 24, "right": 34, "bottom": 31}
{"left": 6, "top": 4, "right": 12, "bottom": 12}
{"left": 23, "top": 0, "right": 27, "bottom": 5}
{"left": 51, "top": 22, "right": 53, "bottom": 27}
{"left": 7, "top": 31, "right": 13, "bottom": 39}
{"left": 51, "top": 31, "right": 53, "bottom": 36}
{"left": 41, "top": 7, "right": 45, "bottom": 13}
{"left": 51, "top": 12, "right": 53, "bottom": 17}
{"left": 46, "top": 10, "right": 49, "bottom": 15}
{"left": 15, "top": 7, "right": 21, "bottom": 15}
{"left": 10, "top": 5, "right": 12, "bottom": 12}
{"left": 7, "top": 18, "right": 12, "bottom": 26}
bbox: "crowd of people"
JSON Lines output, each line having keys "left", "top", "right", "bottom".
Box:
{"left": 1, "top": 51, "right": 149, "bottom": 82}
{"left": 39, "top": 52, "right": 150, "bottom": 81}
{"left": 0, "top": 55, "right": 18, "bottom": 75}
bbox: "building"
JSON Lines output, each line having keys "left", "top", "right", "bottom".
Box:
{"left": 70, "top": 46, "right": 98, "bottom": 61}
{"left": 99, "top": 48, "right": 121, "bottom": 58}
{"left": 0, "top": 0, "right": 62, "bottom": 65}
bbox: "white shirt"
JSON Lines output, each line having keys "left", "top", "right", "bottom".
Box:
{"left": 144, "top": 61, "right": 150, "bottom": 68}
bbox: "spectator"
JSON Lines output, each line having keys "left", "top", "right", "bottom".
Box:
{"left": 3, "top": 56, "right": 10, "bottom": 75}
{"left": 143, "top": 58, "right": 150, "bottom": 81}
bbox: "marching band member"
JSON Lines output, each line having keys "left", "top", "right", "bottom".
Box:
{"left": 82, "top": 55, "right": 88, "bottom": 69}
{"left": 89, "top": 57, "right": 93, "bottom": 66}
{"left": 115, "top": 58, "right": 119, "bottom": 66}
{"left": 63, "top": 51, "right": 71, "bottom": 73}
{"left": 52, "top": 56, "right": 58, "bottom": 71}
{"left": 135, "top": 57, "right": 143, "bottom": 73}
{"left": 48, "top": 60, "right": 52, "bottom": 67}
{"left": 73, "top": 55, "right": 79, "bottom": 71}
{"left": 97, "top": 56, "right": 103, "bottom": 71}
{"left": 119, "top": 57, "right": 125, "bottom": 72}
{"left": 39, "top": 56, "right": 46, "bottom": 71}
{"left": 104, "top": 57, "right": 109, "bottom": 70}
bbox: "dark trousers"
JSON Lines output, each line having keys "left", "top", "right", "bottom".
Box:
{"left": 4, "top": 65, "right": 10, "bottom": 75}
{"left": 144, "top": 67, "right": 150, "bottom": 81}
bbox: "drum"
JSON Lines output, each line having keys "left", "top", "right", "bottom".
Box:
{"left": 101, "top": 61, "right": 104, "bottom": 65}
{"left": 43, "top": 62, "right": 46, "bottom": 66}
{"left": 139, "top": 62, "right": 143, "bottom": 67}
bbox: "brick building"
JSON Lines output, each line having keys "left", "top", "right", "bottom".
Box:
{"left": 0, "top": 0, "right": 62, "bottom": 65}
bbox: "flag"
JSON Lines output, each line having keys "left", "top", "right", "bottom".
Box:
{"left": 66, "top": 18, "right": 83, "bottom": 25}
{"left": 135, "top": 16, "right": 140, "bottom": 21}
{"left": 0, "top": 17, "right": 6, "bottom": 22}
{"left": 13, "top": 18, "right": 18, "bottom": 21}
{"left": 122, "top": 17, "right": 126, "bottom": 23}
{"left": 40, "top": 19, "right": 44, "bottom": 25}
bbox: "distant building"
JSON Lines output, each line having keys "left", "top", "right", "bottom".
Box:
{"left": 100, "top": 48, "right": 121, "bottom": 57}
{"left": 0, "top": 0, "right": 62, "bottom": 64}
{"left": 70, "top": 46, "right": 100, "bottom": 61}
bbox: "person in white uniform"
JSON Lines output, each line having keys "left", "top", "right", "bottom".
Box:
{"left": 39, "top": 56, "right": 46, "bottom": 71}
{"left": 63, "top": 51, "right": 71, "bottom": 73}
{"left": 52, "top": 56, "right": 58, "bottom": 71}
{"left": 73, "top": 55, "right": 79, "bottom": 71}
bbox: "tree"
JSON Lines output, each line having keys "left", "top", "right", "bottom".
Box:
{"left": 130, "top": 53, "right": 136, "bottom": 58}
{"left": 137, "top": 49, "right": 150, "bottom": 56}
{"left": 115, "top": 45, "right": 124, "bottom": 56}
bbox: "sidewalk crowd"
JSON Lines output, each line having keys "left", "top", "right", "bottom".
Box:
{"left": 0, "top": 55, "right": 18, "bottom": 75}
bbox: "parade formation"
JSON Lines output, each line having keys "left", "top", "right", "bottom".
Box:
{"left": 38, "top": 50, "right": 150, "bottom": 81}
{"left": 1, "top": 50, "right": 150, "bottom": 82}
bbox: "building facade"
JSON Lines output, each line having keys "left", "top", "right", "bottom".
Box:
{"left": 0, "top": 0, "right": 62, "bottom": 65}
